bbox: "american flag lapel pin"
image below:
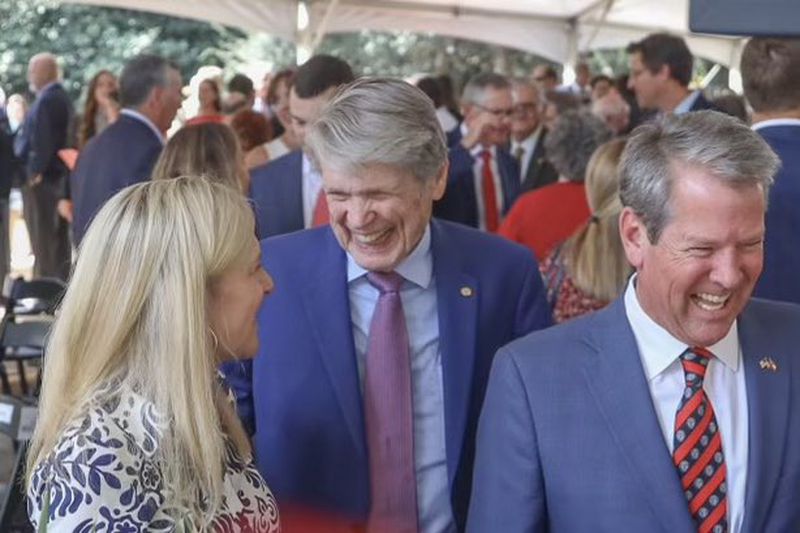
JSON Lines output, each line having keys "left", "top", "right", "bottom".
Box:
{"left": 759, "top": 357, "right": 778, "bottom": 373}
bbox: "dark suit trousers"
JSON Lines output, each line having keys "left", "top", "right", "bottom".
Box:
{"left": 22, "top": 178, "right": 70, "bottom": 280}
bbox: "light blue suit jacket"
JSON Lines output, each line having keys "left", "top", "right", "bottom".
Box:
{"left": 468, "top": 297, "right": 800, "bottom": 532}
{"left": 223, "top": 219, "right": 552, "bottom": 530}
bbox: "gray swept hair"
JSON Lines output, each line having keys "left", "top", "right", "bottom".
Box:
{"left": 620, "top": 110, "right": 780, "bottom": 243}
{"left": 305, "top": 77, "right": 447, "bottom": 182}
{"left": 461, "top": 72, "right": 511, "bottom": 106}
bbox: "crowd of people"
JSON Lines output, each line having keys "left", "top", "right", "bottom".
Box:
{"left": 0, "top": 29, "right": 798, "bottom": 532}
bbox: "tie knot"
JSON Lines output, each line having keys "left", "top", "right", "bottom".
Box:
{"left": 679, "top": 346, "right": 712, "bottom": 386}
{"left": 480, "top": 149, "right": 492, "bottom": 163}
{"left": 367, "top": 271, "right": 404, "bottom": 294}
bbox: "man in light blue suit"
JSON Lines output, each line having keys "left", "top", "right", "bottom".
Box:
{"left": 224, "top": 78, "right": 552, "bottom": 532}
{"left": 742, "top": 38, "right": 800, "bottom": 305}
{"left": 468, "top": 111, "right": 800, "bottom": 532}
{"left": 248, "top": 55, "right": 353, "bottom": 238}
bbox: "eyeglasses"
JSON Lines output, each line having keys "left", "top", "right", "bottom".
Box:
{"left": 473, "top": 103, "right": 514, "bottom": 118}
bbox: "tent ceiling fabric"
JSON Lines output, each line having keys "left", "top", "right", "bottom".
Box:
{"left": 61, "top": 0, "right": 743, "bottom": 66}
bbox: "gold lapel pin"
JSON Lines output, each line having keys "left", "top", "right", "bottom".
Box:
{"left": 759, "top": 357, "right": 778, "bottom": 373}
{"left": 460, "top": 286, "right": 474, "bottom": 298}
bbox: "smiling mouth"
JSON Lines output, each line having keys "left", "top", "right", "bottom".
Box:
{"left": 691, "top": 292, "right": 730, "bottom": 312}
{"left": 352, "top": 228, "right": 392, "bottom": 246}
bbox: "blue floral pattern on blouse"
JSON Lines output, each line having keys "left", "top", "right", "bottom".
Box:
{"left": 27, "top": 386, "right": 279, "bottom": 532}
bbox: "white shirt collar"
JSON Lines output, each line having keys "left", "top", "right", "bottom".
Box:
{"left": 511, "top": 125, "right": 543, "bottom": 153}
{"left": 120, "top": 108, "right": 165, "bottom": 145}
{"left": 673, "top": 90, "right": 701, "bottom": 115}
{"left": 623, "top": 274, "right": 740, "bottom": 381}
{"left": 752, "top": 118, "right": 800, "bottom": 131}
{"left": 347, "top": 223, "right": 433, "bottom": 289}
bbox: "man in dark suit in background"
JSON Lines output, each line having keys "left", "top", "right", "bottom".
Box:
{"left": 0, "top": 90, "right": 22, "bottom": 284}
{"left": 627, "top": 33, "right": 718, "bottom": 116}
{"left": 225, "top": 78, "right": 551, "bottom": 532}
{"left": 13, "top": 53, "right": 73, "bottom": 279}
{"left": 248, "top": 54, "right": 354, "bottom": 238}
{"left": 71, "top": 54, "right": 182, "bottom": 245}
{"left": 434, "top": 73, "right": 520, "bottom": 232}
{"left": 509, "top": 79, "right": 557, "bottom": 193}
{"left": 742, "top": 37, "right": 800, "bottom": 305}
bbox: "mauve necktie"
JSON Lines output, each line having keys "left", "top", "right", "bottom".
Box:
{"left": 364, "top": 271, "right": 419, "bottom": 533}
{"left": 673, "top": 346, "right": 728, "bottom": 533}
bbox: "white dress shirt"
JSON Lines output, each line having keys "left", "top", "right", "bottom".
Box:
{"left": 348, "top": 225, "right": 456, "bottom": 533}
{"left": 301, "top": 152, "right": 324, "bottom": 228}
{"left": 623, "top": 277, "right": 748, "bottom": 531}
{"left": 120, "top": 108, "right": 165, "bottom": 145}
{"left": 510, "top": 126, "right": 543, "bottom": 183}
{"left": 469, "top": 144, "right": 504, "bottom": 231}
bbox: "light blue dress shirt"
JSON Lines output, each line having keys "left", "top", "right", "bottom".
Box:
{"left": 347, "top": 224, "right": 456, "bottom": 533}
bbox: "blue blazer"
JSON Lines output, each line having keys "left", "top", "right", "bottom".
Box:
{"left": 71, "top": 114, "right": 162, "bottom": 244}
{"left": 224, "top": 219, "right": 552, "bottom": 529}
{"left": 754, "top": 124, "right": 800, "bottom": 305}
{"left": 13, "top": 83, "right": 73, "bottom": 183}
{"left": 434, "top": 145, "right": 520, "bottom": 229}
{"left": 249, "top": 149, "right": 304, "bottom": 239}
{"left": 468, "top": 297, "right": 800, "bottom": 532}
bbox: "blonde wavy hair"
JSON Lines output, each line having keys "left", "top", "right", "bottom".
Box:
{"left": 563, "top": 138, "right": 632, "bottom": 301}
{"left": 26, "top": 176, "right": 255, "bottom": 526}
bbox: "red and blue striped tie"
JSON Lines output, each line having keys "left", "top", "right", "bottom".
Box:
{"left": 673, "top": 346, "right": 728, "bottom": 533}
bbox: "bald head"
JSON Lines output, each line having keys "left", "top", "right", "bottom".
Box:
{"left": 28, "top": 53, "right": 59, "bottom": 92}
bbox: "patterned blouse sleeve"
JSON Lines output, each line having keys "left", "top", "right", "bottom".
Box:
{"left": 28, "top": 407, "right": 174, "bottom": 532}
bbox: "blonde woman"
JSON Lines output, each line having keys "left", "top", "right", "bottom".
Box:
{"left": 154, "top": 122, "right": 250, "bottom": 192}
{"left": 540, "top": 138, "right": 632, "bottom": 322}
{"left": 26, "top": 177, "right": 279, "bottom": 530}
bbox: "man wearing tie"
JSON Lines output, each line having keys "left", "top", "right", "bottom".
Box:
{"left": 249, "top": 54, "right": 354, "bottom": 238}
{"left": 509, "top": 79, "right": 558, "bottom": 193}
{"left": 225, "top": 78, "right": 552, "bottom": 532}
{"left": 434, "top": 73, "right": 520, "bottom": 232}
{"left": 468, "top": 111, "right": 800, "bottom": 532}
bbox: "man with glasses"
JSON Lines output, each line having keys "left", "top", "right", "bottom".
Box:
{"left": 510, "top": 80, "right": 558, "bottom": 193}
{"left": 434, "top": 73, "right": 519, "bottom": 232}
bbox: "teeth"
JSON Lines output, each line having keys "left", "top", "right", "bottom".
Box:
{"left": 694, "top": 292, "right": 728, "bottom": 311}
{"left": 354, "top": 229, "right": 389, "bottom": 244}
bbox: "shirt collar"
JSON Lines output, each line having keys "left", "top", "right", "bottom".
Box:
{"left": 120, "top": 109, "right": 165, "bottom": 145}
{"left": 469, "top": 143, "right": 495, "bottom": 158}
{"left": 347, "top": 223, "right": 433, "bottom": 289}
{"left": 752, "top": 118, "right": 800, "bottom": 131}
{"left": 623, "top": 274, "right": 740, "bottom": 381}
{"left": 511, "top": 125, "right": 543, "bottom": 153}
{"left": 673, "top": 90, "right": 701, "bottom": 115}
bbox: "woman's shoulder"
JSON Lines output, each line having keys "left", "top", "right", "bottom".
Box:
{"left": 28, "top": 387, "right": 174, "bottom": 531}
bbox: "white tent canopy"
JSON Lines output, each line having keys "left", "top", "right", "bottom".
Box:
{"left": 62, "top": 0, "right": 745, "bottom": 68}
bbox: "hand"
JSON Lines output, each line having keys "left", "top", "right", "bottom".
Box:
{"left": 461, "top": 112, "right": 494, "bottom": 150}
{"left": 57, "top": 199, "right": 73, "bottom": 223}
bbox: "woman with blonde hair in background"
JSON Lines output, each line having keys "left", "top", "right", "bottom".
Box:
{"left": 540, "top": 137, "right": 632, "bottom": 323}
{"left": 26, "top": 177, "right": 278, "bottom": 530}
{"left": 152, "top": 121, "right": 250, "bottom": 192}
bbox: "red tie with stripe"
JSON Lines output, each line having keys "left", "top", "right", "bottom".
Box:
{"left": 673, "top": 346, "right": 728, "bottom": 533}
{"left": 479, "top": 150, "right": 500, "bottom": 232}
{"left": 312, "top": 191, "right": 330, "bottom": 227}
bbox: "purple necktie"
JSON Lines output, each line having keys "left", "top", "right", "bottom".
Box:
{"left": 364, "top": 271, "right": 419, "bottom": 533}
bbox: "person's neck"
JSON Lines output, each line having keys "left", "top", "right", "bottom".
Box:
{"left": 752, "top": 108, "right": 800, "bottom": 123}
{"left": 512, "top": 125, "right": 540, "bottom": 144}
{"left": 659, "top": 85, "right": 691, "bottom": 114}
{"left": 199, "top": 105, "right": 218, "bottom": 116}
{"left": 131, "top": 106, "right": 165, "bottom": 134}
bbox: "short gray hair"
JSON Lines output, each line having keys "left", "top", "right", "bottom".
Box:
{"left": 461, "top": 73, "right": 511, "bottom": 106}
{"left": 620, "top": 110, "right": 780, "bottom": 242}
{"left": 545, "top": 110, "right": 612, "bottom": 182}
{"left": 305, "top": 77, "right": 447, "bottom": 182}
{"left": 119, "top": 54, "right": 178, "bottom": 109}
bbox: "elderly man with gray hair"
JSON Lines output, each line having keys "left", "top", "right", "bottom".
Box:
{"left": 224, "top": 77, "right": 552, "bottom": 532}
{"left": 434, "top": 73, "right": 520, "bottom": 232}
{"left": 469, "top": 110, "right": 800, "bottom": 532}
{"left": 71, "top": 54, "right": 182, "bottom": 245}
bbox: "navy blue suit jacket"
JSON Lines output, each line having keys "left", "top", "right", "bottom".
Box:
{"left": 71, "top": 114, "right": 162, "bottom": 244}
{"left": 13, "top": 83, "right": 73, "bottom": 183}
{"left": 249, "top": 150, "right": 304, "bottom": 239}
{"left": 468, "top": 297, "right": 800, "bottom": 532}
{"left": 754, "top": 124, "right": 800, "bottom": 305}
{"left": 224, "top": 220, "right": 552, "bottom": 530}
{"left": 434, "top": 145, "right": 520, "bottom": 229}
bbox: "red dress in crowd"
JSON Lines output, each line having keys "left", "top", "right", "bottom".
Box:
{"left": 539, "top": 245, "right": 609, "bottom": 323}
{"left": 498, "top": 181, "right": 590, "bottom": 261}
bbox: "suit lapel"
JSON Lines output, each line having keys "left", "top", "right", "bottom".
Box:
{"left": 523, "top": 131, "right": 546, "bottom": 189}
{"left": 299, "top": 229, "right": 366, "bottom": 455}
{"left": 497, "top": 149, "right": 520, "bottom": 213}
{"left": 581, "top": 299, "right": 695, "bottom": 532}
{"left": 431, "top": 221, "right": 478, "bottom": 486}
{"left": 739, "top": 304, "right": 790, "bottom": 532}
